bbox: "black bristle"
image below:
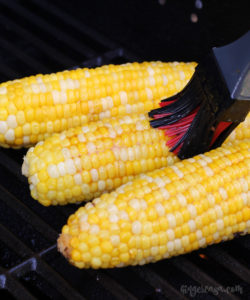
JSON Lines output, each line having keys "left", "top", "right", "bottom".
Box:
{"left": 149, "top": 70, "right": 204, "bottom": 128}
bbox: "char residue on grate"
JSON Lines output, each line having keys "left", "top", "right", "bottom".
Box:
{"left": 0, "top": 0, "right": 249, "bottom": 299}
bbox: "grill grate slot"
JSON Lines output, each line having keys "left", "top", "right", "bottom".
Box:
{"left": 1, "top": 0, "right": 98, "bottom": 60}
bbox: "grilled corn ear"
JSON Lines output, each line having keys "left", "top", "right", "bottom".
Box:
{"left": 0, "top": 61, "right": 196, "bottom": 148}
{"left": 58, "top": 139, "right": 250, "bottom": 269}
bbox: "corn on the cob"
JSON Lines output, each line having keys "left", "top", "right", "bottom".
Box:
{"left": 22, "top": 113, "right": 179, "bottom": 206}
{"left": 57, "top": 139, "right": 250, "bottom": 269}
{"left": 22, "top": 113, "right": 250, "bottom": 206}
{"left": 0, "top": 61, "right": 196, "bottom": 148}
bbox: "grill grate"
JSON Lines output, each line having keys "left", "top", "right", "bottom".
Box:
{"left": 0, "top": 0, "right": 249, "bottom": 299}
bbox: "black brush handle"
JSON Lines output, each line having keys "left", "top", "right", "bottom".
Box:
{"left": 213, "top": 30, "right": 250, "bottom": 122}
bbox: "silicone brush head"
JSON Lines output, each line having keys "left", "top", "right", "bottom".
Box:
{"left": 149, "top": 31, "right": 250, "bottom": 159}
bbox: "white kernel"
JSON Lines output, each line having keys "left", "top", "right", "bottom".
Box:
{"left": 52, "top": 90, "right": 60, "bottom": 104}
{"left": 4, "top": 129, "right": 15, "bottom": 142}
{"left": 167, "top": 241, "right": 174, "bottom": 252}
{"left": 0, "top": 86, "right": 7, "bottom": 94}
{"left": 61, "top": 148, "right": 71, "bottom": 159}
{"left": 57, "top": 162, "right": 66, "bottom": 176}
{"left": 154, "top": 177, "right": 165, "bottom": 188}
{"left": 187, "top": 204, "right": 197, "bottom": 218}
{"left": 207, "top": 193, "right": 215, "bottom": 205}
{"left": 196, "top": 230, "right": 203, "bottom": 239}
{"left": 167, "top": 214, "right": 176, "bottom": 228}
{"left": 179, "top": 71, "right": 185, "bottom": 80}
{"left": 85, "top": 202, "right": 94, "bottom": 210}
{"left": 59, "top": 133, "right": 66, "bottom": 140}
{"left": 177, "top": 194, "right": 187, "bottom": 206}
{"left": 241, "top": 193, "right": 248, "bottom": 205}
{"left": 110, "top": 235, "right": 120, "bottom": 246}
{"left": 132, "top": 221, "right": 142, "bottom": 235}
{"left": 31, "top": 84, "right": 40, "bottom": 93}
{"left": 0, "top": 121, "right": 7, "bottom": 134}
{"left": 139, "top": 259, "right": 146, "bottom": 265}
{"left": 213, "top": 232, "right": 220, "bottom": 240}
{"left": 107, "top": 204, "right": 118, "bottom": 214}
{"left": 135, "top": 121, "right": 144, "bottom": 131}
{"left": 90, "top": 169, "right": 99, "bottom": 181}
{"left": 101, "top": 98, "right": 108, "bottom": 111}
{"left": 140, "top": 199, "right": 148, "bottom": 210}
{"left": 80, "top": 221, "right": 90, "bottom": 231}
{"left": 109, "top": 214, "right": 119, "bottom": 223}
{"left": 197, "top": 159, "right": 207, "bottom": 167}
{"left": 65, "top": 159, "right": 76, "bottom": 174}
{"left": 120, "top": 148, "right": 128, "bottom": 161}
{"left": 47, "top": 164, "right": 59, "bottom": 178}
{"left": 86, "top": 142, "right": 96, "bottom": 154}
{"left": 214, "top": 205, "right": 223, "bottom": 218}
{"left": 115, "top": 126, "right": 123, "bottom": 135}
{"left": 160, "top": 188, "right": 170, "bottom": 200}
{"left": 162, "top": 75, "right": 168, "bottom": 85}
{"left": 23, "top": 136, "right": 30, "bottom": 145}
{"left": 148, "top": 76, "right": 156, "bottom": 86}
{"left": 146, "top": 88, "right": 153, "bottom": 100}
{"left": 174, "top": 239, "right": 182, "bottom": 250}
{"left": 219, "top": 187, "right": 228, "bottom": 200}
{"left": 170, "top": 165, "right": 183, "bottom": 178}
{"left": 155, "top": 203, "right": 165, "bottom": 216}
{"left": 119, "top": 210, "right": 129, "bottom": 220}
{"left": 98, "top": 180, "right": 106, "bottom": 191}
{"left": 74, "top": 173, "right": 82, "bottom": 185}
{"left": 129, "top": 199, "right": 141, "bottom": 211}
{"left": 79, "top": 213, "right": 88, "bottom": 222}
{"left": 239, "top": 178, "right": 248, "bottom": 192}
{"left": 127, "top": 148, "right": 134, "bottom": 161}
{"left": 204, "top": 166, "right": 214, "bottom": 176}
{"left": 81, "top": 183, "right": 90, "bottom": 194}
{"left": 188, "top": 220, "right": 196, "bottom": 232}
{"left": 82, "top": 126, "right": 89, "bottom": 133}
{"left": 119, "top": 91, "right": 128, "bottom": 105}
{"left": 77, "top": 133, "right": 86, "bottom": 142}
{"left": 125, "top": 104, "right": 132, "bottom": 114}
{"left": 147, "top": 67, "right": 155, "bottom": 76}
{"left": 216, "top": 219, "right": 224, "bottom": 231}
{"left": 108, "top": 128, "right": 116, "bottom": 138}
{"left": 84, "top": 70, "right": 90, "bottom": 77}
{"left": 30, "top": 174, "right": 39, "bottom": 186}
{"left": 89, "top": 225, "right": 100, "bottom": 235}
{"left": 74, "top": 157, "right": 81, "bottom": 171}
{"left": 151, "top": 247, "right": 158, "bottom": 256}
{"left": 7, "top": 115, "right": 17, "bottom": 129}
{"left": 198, "top": 238, "right": 206, "bottom": 247}
{"left": 166, "top": 229, "right": 175, "bottom": 240}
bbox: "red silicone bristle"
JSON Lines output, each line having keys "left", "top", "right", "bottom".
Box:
{"left": 161, "top": 107, "right": 199, "bottom": 153}
{"left": 210, "top": 121, "right": 232, "bottom": 146}
{"left": 159, "top": 99, "right": 176, "bottom": 107}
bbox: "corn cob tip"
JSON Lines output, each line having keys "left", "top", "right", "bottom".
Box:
{"left": 57, "top": 233, "right": 72, "bottom": 260}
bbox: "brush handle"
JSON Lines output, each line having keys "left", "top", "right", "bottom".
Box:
{"left": 213, "top": 30, "right": 250, "bottom": 101}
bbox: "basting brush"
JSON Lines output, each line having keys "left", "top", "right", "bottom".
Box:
{"left": 149, "top": 31, "right": 250, "bottom": 159}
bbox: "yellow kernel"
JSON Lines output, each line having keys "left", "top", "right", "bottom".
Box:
{"left": 101, "top": 241, "right": 113, "bottom": 253}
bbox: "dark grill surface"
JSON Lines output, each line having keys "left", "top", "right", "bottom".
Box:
{"left": 0, "top": 1, "right": 249, "bottom": 299}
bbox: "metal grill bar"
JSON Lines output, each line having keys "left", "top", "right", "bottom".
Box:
{"left": 87, "top": 270, "right": 138, "bottom": 300}
{"left": 0, "top": 0, "right": 98, "bottom": 59}
{"left": 172, "top": 257, "right": 241, "bottom": 300}
{"left": 133, "top": 266, "right": 189, "bottom": 300}
{"left": 0, "top": 187, "right": 57, "bottom": 242}
{"left": 31, "top": 0, "right": 119, "bottom": 51}
{"left": 205, "top": 246, "right": 250, "bottom": 284}
{"left": 0, "top": 36, "right": 50, "bottom": 73}
{"left": 0, "top": 13, "right": 76, "bottom": 68}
